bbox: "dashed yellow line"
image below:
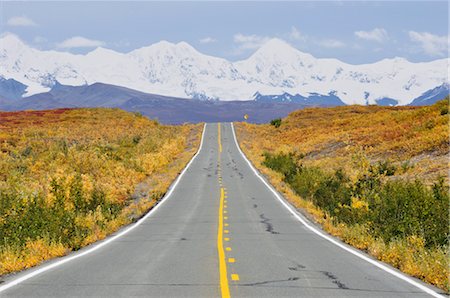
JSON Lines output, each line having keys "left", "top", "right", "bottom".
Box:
{"left": 217, "top": 123, "right": 238, "bottom": 297}
{"left": 218, "top": 123, "right": 222, "bottom": 153}
{"left": 217, "top": 187, "right": 230, "bottom": 298}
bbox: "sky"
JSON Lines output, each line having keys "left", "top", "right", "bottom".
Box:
{"left": 0, "top": 1, "right": 448, "bottom": 64}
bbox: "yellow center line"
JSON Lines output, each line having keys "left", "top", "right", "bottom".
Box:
{"left": 218, "top": 123, "right": 222, "bottom": 153}
{"left": 217, "top": 123, "right": 238, "bottom": 297}
{"left": 218, "top": 187, "right": 230, "bottom": 298}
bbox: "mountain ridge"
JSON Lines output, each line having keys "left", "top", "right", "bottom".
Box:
{"left": 0, "top": 82, "right": 323, "bottom": 124}
{"left": 0, "top": 33, "right": 448, "bottom": 105}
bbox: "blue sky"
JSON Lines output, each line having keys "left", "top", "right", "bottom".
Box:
{"left": 1, "top": 1, "right": 448, "bottom": 64}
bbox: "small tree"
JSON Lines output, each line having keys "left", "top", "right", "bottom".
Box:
{"left": 270, "top": 118, "right": 282, "bottom": 128}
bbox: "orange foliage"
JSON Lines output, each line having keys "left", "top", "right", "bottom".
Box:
{"left": 0, "top": 108, "right": 202, "bottom": 276}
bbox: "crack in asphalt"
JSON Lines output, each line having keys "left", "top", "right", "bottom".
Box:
{"left": 259, "top": 213, "right": 280, "bottom": 234}
{"left": 321, "top": 271, "right": 349, "bottom": 290}
{"left": 240, "top": 277, "right": 300, "bottom": 287}
{"left": 288, "top": 263, "right": 306, "bottom": 271}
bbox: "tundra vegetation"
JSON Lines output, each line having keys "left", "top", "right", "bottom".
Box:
{"left": 236, "top": 99, "right": 449, "bottom": 291}
{"left": 0, "top": 108, "right": 201, "bottom": 276}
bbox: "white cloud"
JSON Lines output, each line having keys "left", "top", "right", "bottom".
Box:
{"left": 355, "top": 28, "right": 388, "bottom": 43}
{"left": 233, "top": 33, "right": 271, "bottom": 51}
{"left": 289, "top": 26, "right": 306, "bottom": 41}
{"left": 408, "top": 31, "right": 449, "bottom": 57}
{"left": 7, "top": 16, "right": 37, "bottom": 27}
{"left": 318, "top": 39, "right": 346, "bottom": 48}
{"left": 57, "top": 36, "right": 105, "bottom": 49}
{"left": 199, "top": 37, "right": 217, "bottom": 44}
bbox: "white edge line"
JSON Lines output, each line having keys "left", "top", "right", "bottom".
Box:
{"left": 230, "top": 122, "right": 444, "bottom": 298}
{"left": 0, "top": 123, "right": 208, "bottom": 294}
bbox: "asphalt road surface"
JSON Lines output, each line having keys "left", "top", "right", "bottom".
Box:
{"left": 0, "top": 123, "right": 444, "bottom": 297}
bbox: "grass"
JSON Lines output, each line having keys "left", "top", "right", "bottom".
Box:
{"left": 235, "top": 99, "right": 449, "bottom": 292}
{"left": 0, "top": 108, "right": 202, "bottom": 275}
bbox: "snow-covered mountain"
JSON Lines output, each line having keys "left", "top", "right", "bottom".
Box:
{"left": 0, "top": 33, "right": 448, "bottom": 105}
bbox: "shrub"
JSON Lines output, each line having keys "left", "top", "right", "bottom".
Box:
{"left": 0, "top": 108, "right": 198, "bottom": 276}
{"left": 262, "top": 152, "right": 298, "bottom": 181}
{"left": 270, "top": 118, "right": 282, "bottom": 128}
{"left": 262, "top": 152, "right": 449, "bottom": 248}
{"left": 132, "top": 135, "right": 142, "bottom": 145}
{"left": 424, "top": 119, "right": 435, "bottom": 130}
{"left": 237, "top": 101, "right": 449, "bottom": 291}
{"left": 435, "top": 98, "right": 449, "bottom": 115}
{"left": 290, "top": 166, "right": 326, "bottom": 200}
{"left": 401, "top": 160, "right": 412, "bottom": 173}
{"left": 374, "top": 160, "right": 396, "bottom": 176}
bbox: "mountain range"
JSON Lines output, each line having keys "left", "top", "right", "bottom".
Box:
{"left": 1, "top": 82, "right": 331, "bottom": 124}
{"left": 1, "top": 33, "right": 448, "bottom": 107}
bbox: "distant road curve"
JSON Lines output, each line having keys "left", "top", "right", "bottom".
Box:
{"left": 0, "top": 123, "right": 445, "bottom": 297}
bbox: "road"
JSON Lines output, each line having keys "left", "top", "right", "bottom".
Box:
{"left": 0, "top": 123, "right": 444, "bottom": 297}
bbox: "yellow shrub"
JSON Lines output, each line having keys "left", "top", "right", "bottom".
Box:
{"left": 0, "top": 108, "right": 202, "bottom": 277}
{"left": 0, "top": 239, "right": 67, "bottom": 275}
{"left": 236, "top": 101, "right": 449, "bottom": 292}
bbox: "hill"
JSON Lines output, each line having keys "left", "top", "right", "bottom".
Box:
{"left": 0, "top": 82, "right": 319, "bottom": 124}
{"left": 0, "top": 108, "right": 202, "bottom": 276}
{"left": 237, "top": 100, "right": 449, "bottom": 183}
{"left": 235, "top": 99, "right": 449, "bottom": 291}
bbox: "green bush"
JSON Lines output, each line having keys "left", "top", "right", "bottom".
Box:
{"left": 290, "top": 166, "right": 326, "bottom": 200}
{"left": 262, "top": 152, "right": 449, "bottom": 248}
{"left": 0, "top": 176, "right": 123, "bottom": 251}
{"left": 270, "top": 118, "right": 282, "bottom": 128}
{"left": 401, "top": 160, "right": 412, "bottom": 173}
{"left": 132, "top": 135, "right": 142, "bottom": 145}
{"left": 435, "top": 98, "right": 449, "bottom": 115}
{"left": 374, "top": 160, "right": 397, "bottom": 176}
{"left": 262, "top": 152, "right": 298, "bottom": 181}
